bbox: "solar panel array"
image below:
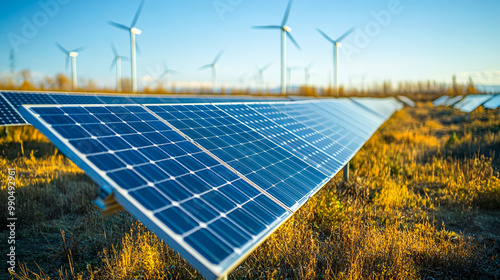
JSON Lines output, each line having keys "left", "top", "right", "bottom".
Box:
{"left": 453, "top": 95, "right": 493, "bottom": 113}
{"left": 0, "top": 91, "right": 289, "bottom": 126}
{"left": 434, "top": 94, "right": 499, "bottom": 112}
{"left": 20, "top": 98, "right": 402, "bottom": 280}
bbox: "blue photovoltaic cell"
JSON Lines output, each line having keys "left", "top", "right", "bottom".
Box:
{"left": 0, "top": 94, "right": 25, "bottom": 125}
{"left": 2, "top": 92, "right": 57, "bottom": 111}
{"left": 272, "top": 102, "right": 362, "bottom": 160}
{"left": 147, "top": 104, "right": 328, "bottom": 211}
{"left": 20, "top": 103, "right": 290, "bottom": 280}
{"left": 219, "top": 103, "right": 343, "bottom": 175}
{"left": 311, "top": 100, "right": 383, "bottom": 139}
{"left": 0, "top": 91, "right": 294, "bottom": 126}
{"left": 50, "top": 94, "right": 104, "bottom": 104}
{"left": 98, "top": 95, "right": 136, "bottom": 104}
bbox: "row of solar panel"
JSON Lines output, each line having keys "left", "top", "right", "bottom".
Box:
{"left": 20, "top": 97, "right": 402, "bottom": 280}
{"left": 433, "top": 94, "right": 500, "bottom": 113}
{"left": 0, "top": 91, "right": 290, "bottom": 126}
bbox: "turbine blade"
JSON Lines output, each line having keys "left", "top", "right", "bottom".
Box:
{"left": 262, "top": 62, "right": 272, "bottom": 71}
{"left": 72, "top": 47, "right": 85, "bottom": 53}
{"left": 65, "top": 56, "right": 70, "bottom": 70}
{"left": 287, "top": 32, "right": 301, "bottom": 50}
{"left": 131, "top": 0, "right": 145, "bottom": 27}
{"left": 108, "top": 21, "right": 130, "bottom": 31}
{"left": 281, "top": 0, "right": 293, "bottom": 26}
{"left": 199, "top": 64, "right": 212, "bottom": 71}
{"left": 316, "top": 28, "right": 334, "bottom": 43}
{"left": 56, "top": 43, "right": 69, "bottom": 54}
{"left": 136, "top": 41, "right": 142, "bottom": 55}
{"left": 213, "top": 50, "right": 224, "bottom": 64}
{"left": 111, "top": 43, "right": 118, "bottom": 56}
{"left": 109, "top": 58, "right": 117, "bottom": 72}
{"left": 252, "top": 25, "right": 281, "bottom": 29}
{"left": 336, "top": 27, "right": 356, "bottom": 42}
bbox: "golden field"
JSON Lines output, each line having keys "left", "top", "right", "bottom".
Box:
{"left": 1, "top": 101, "right": 499, "bottom": 279}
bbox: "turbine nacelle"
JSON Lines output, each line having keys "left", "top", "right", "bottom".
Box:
{"left": 282, "top": 26, "right": 292, "bottom": 32}
{"left": 335, "top": 42, "right": 342, "bottom": 47}
{"left": 69, "top": 52, "right": 78, "bottom": 57}
{"left": 131, "top": 27, "right": 142, "bottom": 35}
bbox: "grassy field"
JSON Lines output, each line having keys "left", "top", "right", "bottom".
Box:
{"left": 1, "top": 102, "right": 499, "bottom": 279}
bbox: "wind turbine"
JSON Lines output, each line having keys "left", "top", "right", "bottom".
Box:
{"left": 56, "top": 43, "right": 84, "bottom": 90}
{"left": 257, "top": 62, "right": 272, "bottom": 92}
{"left": 159, "top": 62, "right": 179, "bottom": 91}
{"left": 317, "top": 27, "right": 355, "bottom": 94}
{"left": 109, "top": 0, "right": 144, "bottom": 93}
{"left": 199, "top": 50, "right": 224, "bottom": 94}
{"left": 253, "top": 0, "right": 300, "bottom": 95}
{"left": 304, "top": 62, "right": 314, "bottom": 86}
{"left": 110, "top": 43, "right": 128, "bottom": 92}
{"left": 287, "top": 66, "right": 301, "bottom": 94}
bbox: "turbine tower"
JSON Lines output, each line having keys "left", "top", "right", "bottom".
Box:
{"left": 304, "top": 62, "right": 314, "bottom": 87}
{"left": 253, "top": 0, "right": 300, "bottom": 95}
{"left": 257, "top": 62, "right": 272, "bottom": 92}
{"left": 317, "top": 27, "right": 355, "bottom": 94}
{"left": 199, "top": 50, "right": 224, "bottom": 94}
{"left": 109, "top": 0, "right": 144, "bottom": 93}
{"left": 110, "top": 43, "right": 128, "bottom": 92}
{"left": 56, "top": 43, "right": 84, "bottom": 90}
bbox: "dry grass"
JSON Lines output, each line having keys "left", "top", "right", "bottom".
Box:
{"left": 1, "top": 104, "right": 499, "bottom": 279}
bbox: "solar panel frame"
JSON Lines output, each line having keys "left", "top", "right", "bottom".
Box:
{"left": 20, "top": 103, "right": 301, "bottom": 280}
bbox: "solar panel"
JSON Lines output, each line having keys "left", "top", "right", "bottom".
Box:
{"left": 19, "top": 99, "right": 401, "bottom": 279}
{"left": 442, "top": 95, "right": 463, "bottom": 107}
{"left": 50, "top": 93, "right": 105, "bottom": 104}
{"left": 311, "top": 99, "right": 386, "bottom": 139}
{"left": 397, "top": 95, "right": 416, "bottom": 107}
{"left": 146, "top": 104, "right": 329, "bottom": 211}
{"left": 0, "top": 91, "right": 295, "bottom": 126}
{"left": 0, "top": 94, "right": 25, "bottom": 125}
{"left": 432, "top": 96, "right": 450, "bottom": 106}
{"left": 483, "top": 95, "right": 500, "bottom": 109}
{"left": 219, "top": 103, "right": 344, "bottom": 175}
{"left": 454, "top": 95, "right": 493, "bottom": 113}
{"left": 2, "top": 91, "right": 57, "bottom": 110}
{"left": 350, "top": 97, "right": 403, "bottom": 119}
{"left": 20, "top": 103, "right": 292, "bottom": 279}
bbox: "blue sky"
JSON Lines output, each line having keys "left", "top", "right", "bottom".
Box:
{"left": 0, "top": 0, "right": 499, "bottom": 90}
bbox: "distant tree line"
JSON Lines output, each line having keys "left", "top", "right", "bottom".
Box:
{"left": 0, "top": 69, "right": 479, "bottom": 100}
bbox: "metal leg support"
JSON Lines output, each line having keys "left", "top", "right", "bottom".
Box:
{"left": 343, "top": 162, "right": 350, "bottom": 182}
